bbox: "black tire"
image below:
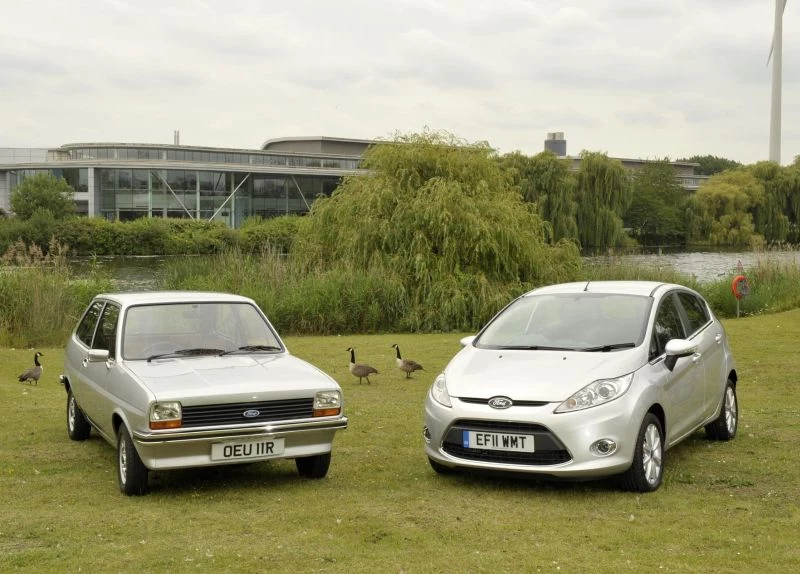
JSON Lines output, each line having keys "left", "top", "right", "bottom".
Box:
{"left": 117, "top": 426, "right": 149, "bottom": 495}
{"left": 66, "top": 390, "right": 91, "bottom": 441}
{"left": 705, "top": 379, "right": 738, "bottom": 441}
{"left": 295, "top": 452, "right": 331, "bottom": 478}
{"left": 619, "top": 413, "right": 664, "bottom": 493}
{"left": 428, "top": 457, "right": 454, "bottom": 475}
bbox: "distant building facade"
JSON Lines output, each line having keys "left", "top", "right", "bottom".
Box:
{"left": 543, "top": 132, "right": 709, "bottom": 192}
{"left": 0, "top": 137, "right": 369, "bottom": 227}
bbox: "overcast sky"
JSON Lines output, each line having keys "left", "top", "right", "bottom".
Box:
{"left": 1, "top": 0, "right": 798, "bottom": 165}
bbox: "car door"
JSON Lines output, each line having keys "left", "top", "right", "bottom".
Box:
{"left": 81, "top": 302, "right": 121, "bottom": 438}
{"left": 67, "top": 301, "right": 105, "bottom": 423}
{"left": 676, "top": 291, "right": 724, "bottom": 423}
{"left": 649, "top": 292, "right": 705, "bottom": 444}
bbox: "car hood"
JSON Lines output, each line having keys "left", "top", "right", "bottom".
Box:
{"left": 444, "top": 347, "right": 645, "bottom": 402}
{"left": 124, "top": 353, "right": 338, "bottom": 402}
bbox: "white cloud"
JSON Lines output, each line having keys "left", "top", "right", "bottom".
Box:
{"left": 0, "top": 0, "right": 798, "bottom": 164}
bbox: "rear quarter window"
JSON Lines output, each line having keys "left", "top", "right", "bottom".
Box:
{"left": 677, "top": 292, "right": 710, "bottom": 335}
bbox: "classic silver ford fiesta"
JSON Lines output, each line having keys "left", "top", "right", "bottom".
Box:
{"left": 61, "top": 291, "right": 347, "bottom": 495}
{"left": 424, "top": 281, "right": 738, "bottom": 492}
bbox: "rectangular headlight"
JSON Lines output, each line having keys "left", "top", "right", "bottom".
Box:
{"left": 149, "top": 401, "right": 182, "bottom": 429}
{"left": 313, "top": 391, "right": 342, "bottom": 417}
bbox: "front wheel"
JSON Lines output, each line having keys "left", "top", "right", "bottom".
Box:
{"left": 67, "top": 390, "right": 91, "bottom": 441}
{"left": 295, "top": 452, "right": 331, "bottom": 478}
{"left": 619, "top": 413, "right": 664, "bottom": 492}
{"left": 117, "top": 426, "right": 149, "bottom": 495}
{"left": 705, "top": 379, "right": 738, "bottom": 441}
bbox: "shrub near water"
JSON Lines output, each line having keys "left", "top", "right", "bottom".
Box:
{"left": 0, "top": 241, "right": 113, "bottom": 347}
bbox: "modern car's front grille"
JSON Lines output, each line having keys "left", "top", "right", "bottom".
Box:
{"left": 459, "top": 397, "right": 551, "bottom": 407}
{"left": 442, "top": 419, "right": 572, "bottom": 466}
{"left": 182, "top": 398, "right": 314, "bottom": 427}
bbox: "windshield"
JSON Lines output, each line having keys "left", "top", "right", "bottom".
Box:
{"left": 476, "top": 293, "right": 651, "bottom": 351}
{"left": 122, "top": 302, "right": 283, "bottom": 360}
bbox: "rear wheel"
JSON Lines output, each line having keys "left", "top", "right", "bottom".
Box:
{"left": 66, "top": 390, "right": 91, "bottom": 441}
{"left": 295, "top": 452, "right": 331, "bottom": 478}
{"left": 117, "top": 426, "right": 149, "bottom": 495}
{"left": 619, "top": 413, "right": 664, "bottom": 492}
{"left": 705, "top": 379, "right": 738, "bottom": 441}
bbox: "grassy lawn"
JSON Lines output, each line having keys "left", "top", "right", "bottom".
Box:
{"left": 1, "top": 311, "right": 798, "bottom": 573}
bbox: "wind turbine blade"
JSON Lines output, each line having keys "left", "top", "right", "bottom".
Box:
{"left": 767, "top": 0, "right": 788, "bottom": 66}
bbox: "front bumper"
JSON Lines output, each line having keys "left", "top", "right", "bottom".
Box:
{"left": 424, "top": 395, "right": 642, "bottom": 479}
{"left": 132, "top": 417, "right": 348, "bottom": 470}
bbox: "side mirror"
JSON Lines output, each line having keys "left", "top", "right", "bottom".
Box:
{"left": 460, "top": 335, "right": 476, "bottom": 348}
{"left": 87, "top": 349, "right": 110, "bottom": 363}
{"left": 663, "top": 339, "right": 697, "bottom": 371}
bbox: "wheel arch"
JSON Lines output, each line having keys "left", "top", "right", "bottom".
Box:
{"left": 647, "top": 403, "right": 666, "bottom": 438}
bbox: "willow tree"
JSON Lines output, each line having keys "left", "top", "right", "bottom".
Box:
{"left": 574, "top": 151, "right": 632, "bottom": 251}
{"left": 686, "top": 170, "right": 763, "bottom": 246}
{"left": 500, "top": 151, "right": 578, "bottom": 243}
{"left": 292, "top": 130, "right": 581, "bottom": 330}
{"left": 748, "top": 161, "right": 792, "bottom": 243}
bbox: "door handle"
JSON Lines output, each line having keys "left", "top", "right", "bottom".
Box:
{"left": 82, "top": 358, "right": 89, "bottom": 367}
{"left": 715, "top": 334, "right": 723, "bottom": 343}
{"left": 691, "top": 353, "right": 702, "bottom": 364}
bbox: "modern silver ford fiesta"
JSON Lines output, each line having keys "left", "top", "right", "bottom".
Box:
{"left": 423, "top": 281, "right": 738, "bottom": 492}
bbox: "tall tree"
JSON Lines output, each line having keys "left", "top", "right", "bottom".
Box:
{"left": 624, "top": 160, "right": 687, "bottom": 245}
{"left": 10, "top": 172, "right": 76, "bottom": 220}
{"left": 292, "top": 130, "right": 581, "bottom": 329}
{"left": 500, "top": 151, "right": 578, "bottom": 243}
{"left": 687, "top": 171, "right": 763, "bottom": 246}
{"left": 748, "top": 161, "right": 793, "bottom": 243}
{"left": 574, "top": 151, "right": 632, "bottom": 251}
{"left": 678, "top": 155, "right": 743, "bottom": 176}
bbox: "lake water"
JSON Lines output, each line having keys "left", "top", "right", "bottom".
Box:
{"left": 73, "top": 250, "right": 800, "bottom": 290}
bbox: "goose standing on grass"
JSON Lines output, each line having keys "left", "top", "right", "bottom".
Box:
{"left": 346, "top": 347, "right": 378, "bottom": 384}
{"left": 392, "top": 344, "right": 423, "bottom": 378}
{"left": 18, "top": 352, "right": 43, "bottom": 385}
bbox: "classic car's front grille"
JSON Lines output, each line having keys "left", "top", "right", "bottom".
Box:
{"left": 182, "top": 398, "right": 314, "bottom": 427}
{"left": 442, "top": 419, "right": 572, "bottom": 466}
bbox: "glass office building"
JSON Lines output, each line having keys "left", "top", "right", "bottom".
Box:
{"left": 0, "top": 137, "right": 371, "bottom": 227}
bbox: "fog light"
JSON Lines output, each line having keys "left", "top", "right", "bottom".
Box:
{"left": 591, "top": 439, "right": 617, "bottom": 457}
{"left": 423, "top": 426, "right": 431, "bottom": 444}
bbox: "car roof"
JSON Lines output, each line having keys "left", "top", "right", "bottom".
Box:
{"left": 93, "top": 291, "right": 256, "bottom": 307}
{"left": 524, "top": 281, "right": 686, "bottom": 298}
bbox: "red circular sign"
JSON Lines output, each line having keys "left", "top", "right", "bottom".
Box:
{"left": 731, "top": 275, "right": 749, "bottom": 300}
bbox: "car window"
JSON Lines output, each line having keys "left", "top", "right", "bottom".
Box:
{"left": 75, "top": 301, "right": 104, "bottom": 347}
{"left": 676, "top": 292, "right": 710, "bottom": 336}
{"left": 93, "top": 304, "right": 121, "bottom": 358}
{"left": 650, "top": 295, "right": 686, "bottom": 359}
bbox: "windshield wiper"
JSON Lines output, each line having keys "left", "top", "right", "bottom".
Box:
{"left": 147, "top": 348, "right": 225, "bottom": 362}
{"left": 500, "top": 345, "right": 579, "bottom": 351}
{"left": 219, "top": 345, "right": 282, "bottom": 356}
{"left": 580, "top": 343, "right": 637, "bottom": 352}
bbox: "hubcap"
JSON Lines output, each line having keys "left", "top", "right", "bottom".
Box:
{"left": 642, "top": 423, "right": 663, "bottom": 485}
{"left": 119, "top": 440, "right": 128, "bottom": 483}
{"left": 725, "top": 387, "right": 738, "bottom": 434}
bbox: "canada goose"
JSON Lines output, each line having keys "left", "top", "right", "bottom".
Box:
{"left": 392, "top": 344, "right": 423, "bottom": 378}
{"left": 346, "top": 347, "right": 378, "bottom": 384}
{"left": 18, "top": 352, "right": 43, "bottom": 385}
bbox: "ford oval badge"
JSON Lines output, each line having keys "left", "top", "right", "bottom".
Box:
{"left": 488, "top": 396, "right": 513, "bottom": 409}
{"left": 243, "top": 409, "right": 261, "bottom": 418}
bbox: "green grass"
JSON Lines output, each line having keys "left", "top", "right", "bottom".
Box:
{"left": 2, "top": 314, "right": 799, "bottom": 573}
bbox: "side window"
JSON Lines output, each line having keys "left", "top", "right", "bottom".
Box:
{"left": 650, "top": 295, "right": 686, "bottom": 359}
{"left": 75, "top": 301, "right": 104, "bottom": 347}
{"left": 93, "top": 304, "right": 121, "bottom": 359}
{"left": 677, "top": 292, "right": 710, "bottom": 336}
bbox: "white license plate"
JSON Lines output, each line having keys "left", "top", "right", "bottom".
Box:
{"left": 211, "top": 438, "right": 285, "bottom": 461}
{"left": 464, "top": 430, "right": 535, "bottom": 452}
